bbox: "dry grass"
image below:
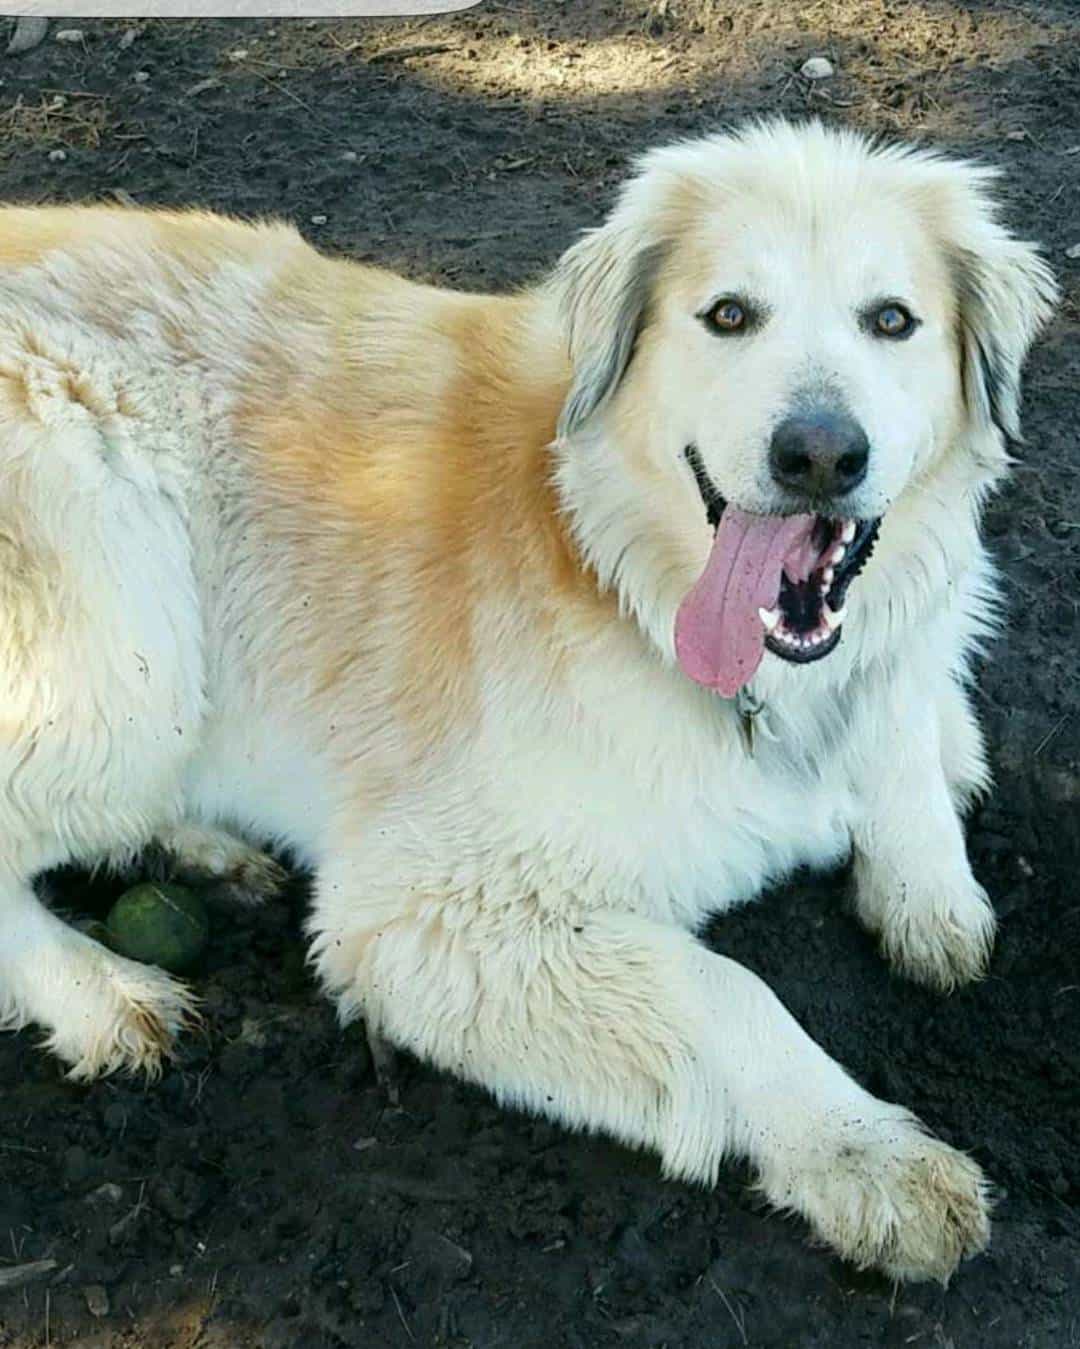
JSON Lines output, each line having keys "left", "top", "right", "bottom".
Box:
{"left": 0, "top": 91, "right": 109, "bottom": 151}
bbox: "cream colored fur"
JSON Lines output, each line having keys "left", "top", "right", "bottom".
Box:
{"left": 0, "top": 120, "right": 1056, "bottom": 1281}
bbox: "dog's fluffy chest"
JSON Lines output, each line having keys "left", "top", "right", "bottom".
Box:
{"left": 472, "top": 660, "right": 857, "bottom": 927}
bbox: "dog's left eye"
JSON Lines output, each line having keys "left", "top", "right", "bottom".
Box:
{"left": 872, "top": 303, "right": 917, "bottom": 339}
{"left": 703, "top": 299, "right": 748, "bottom": 335}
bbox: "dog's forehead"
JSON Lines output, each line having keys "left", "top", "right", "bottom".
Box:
{"left": 666, "top": 171, "right": 943, "bottom": 307}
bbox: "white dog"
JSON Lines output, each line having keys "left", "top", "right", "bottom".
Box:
{"left": 0, "top": 119, "right": 1056, "bottom": 1282}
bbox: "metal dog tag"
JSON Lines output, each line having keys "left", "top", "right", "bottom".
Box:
{"left": 735, "top": 686, "right": 765, "bottom": 756}
{"left": 733, "top": 690, "right": 765, "bottom": 755}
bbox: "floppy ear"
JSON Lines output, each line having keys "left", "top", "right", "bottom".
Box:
{"left": 549, "top": 202, "right": 668, "bottom": 441}
{"left": 944, "top": 180, "right": 1057, "bottom": 459}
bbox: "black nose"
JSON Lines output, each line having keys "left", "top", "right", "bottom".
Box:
{"left": 768, "top": 410, "right": 870, "bottom": 499}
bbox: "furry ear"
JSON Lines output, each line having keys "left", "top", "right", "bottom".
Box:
{"left": 549, "top": 205, "right": 668, "bottom": 441}
{"left": 944, "top": 187, "right": 1057, "bottom": 458}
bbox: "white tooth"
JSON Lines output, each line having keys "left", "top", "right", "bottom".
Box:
{"left": 822, "top": 566, "right": 835, "bottom": 586}
{"left": 758, "top": 606, "right": 781, "bottom": 632}
{"left": 841, "top": 520, "right": 856, "bottom": 544}
{"left": 824, "top": 604, "right": 846, "bottom": 630}
{"left": 830, "top": 544, "right": 846, "bottom": 565}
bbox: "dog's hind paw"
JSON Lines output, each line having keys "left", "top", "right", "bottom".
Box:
{"left": 152, "top": 823, "right": 289, "bottom": 906}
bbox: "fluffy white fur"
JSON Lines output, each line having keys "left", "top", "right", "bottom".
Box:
{"left": 0, "top": 120, "right": 1056, "bottom": 1282}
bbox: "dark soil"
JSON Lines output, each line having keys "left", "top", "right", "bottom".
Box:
{"left": 1, "top": 4, "right": 1079, "bottom": 1346}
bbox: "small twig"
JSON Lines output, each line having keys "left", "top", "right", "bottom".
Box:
{"left": 709, "top": 1279, "right": 748, "bottom": 1346}
{"left": 1033, "top": 713, "right": 1069, "bottom": 758}
{"left": 0, "top": 1260, "right": 58, "bottom": 1291}
{"left": 367, "top": 42, "right": 453, "bottom": 65}
{"left": 251, "top": 70, "right": 320, "bottom": 121}
{"left": 390, "top": 1285, "right": 415, "bottom": 1342}
{"left": 325, "top": 33, "right": 362, "bottom": 55}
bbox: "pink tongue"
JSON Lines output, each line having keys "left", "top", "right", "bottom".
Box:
{"left": 674, "top": 508, "right": 818, "bottom": 697}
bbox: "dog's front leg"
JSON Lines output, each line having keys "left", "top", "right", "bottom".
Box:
{"left": 311, "top": 892, "right": 989, "bottom": 1282}
{"left": 0, "top": 870, "right": 196, "bottom": 1078}
{"left": 850, "top": 672, "right": 996, "bottom": 991}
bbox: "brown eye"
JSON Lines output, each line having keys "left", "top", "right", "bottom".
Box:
{"left": 874, "top": 303, "right": 915, "bottom": 338}
{"left": 705, "top": 299, "right": 747, "bottom": 334}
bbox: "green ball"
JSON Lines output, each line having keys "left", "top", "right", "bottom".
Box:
{"left": 105, "top": 883, "right": 209, "bottom": 974}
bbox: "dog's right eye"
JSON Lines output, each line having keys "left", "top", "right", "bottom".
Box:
{"left": 866, "top": 300, "right": 920, "bottom": 340}
{"left": 702, "top": 298, "right": 748, "bottom": 335}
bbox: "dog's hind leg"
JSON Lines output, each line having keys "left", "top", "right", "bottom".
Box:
{"left": 309, "top": 874, "right": 990, "bottom": 1283}
{"left": 0, "top": 337, "right": 206, "bottom": 1073}
{"left": 148, "top": 822, "right": 289, "bottom": 906}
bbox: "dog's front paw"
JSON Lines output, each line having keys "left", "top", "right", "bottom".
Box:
{"left": 763, "top": 1113, "right": 991, "bottom": 1283}
{"left": 46, "top": 948, "right": 198, "bottom": 1082}
{"left": 856, "top": 870, "right": 996, "bottom": 992}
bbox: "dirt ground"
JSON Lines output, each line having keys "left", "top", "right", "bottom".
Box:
{"left": 0, "top": 3, "right": 1078, "bottom": 1346}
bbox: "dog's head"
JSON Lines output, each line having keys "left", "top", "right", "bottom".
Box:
{"left": 550, "top": 119, "right": 1057, "bottom": 698}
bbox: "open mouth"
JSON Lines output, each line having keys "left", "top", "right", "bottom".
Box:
{"left": 761, "top": 513, "right": 880, "bottom": 663}
{"left": 674, "top": 444, "right": 881, "bottom": 696}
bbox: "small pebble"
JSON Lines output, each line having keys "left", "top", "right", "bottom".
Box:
{"left": 133, "top": 70, "right": 150, "bottom": 84}
{"left": 341, "top": 150, "right": 359, "bottom": 162}
{"left": 310, "top": 214, "right": 328, "bottom": 225}
{"left": 55, "top": 28, "right": 84, "bottom": 43}
{"left": 47, "top": 148, "right": 67, "bottom": 163}
{"left": 1065, "top": 243, "right": 1080, "bottom": 260}
{"left": 84, "top": 1285, "right": 109, "bottom": 1318}
{"left": 7, "top": 16, "right": 49, "bottom": 55}
{"left": 800, "top": 56, "right": 835, "bottom": 80}
{"left": 229, "top": 48, "right": 249, "bottom": 62}
{"left": 63, "top": 1145, "right": 90, "bottom": 1184}
{"left": 86, "top": 1182, "right": 124, "bottom": 1206}
{"left": 103, "top": 1102, "right": 127, "bottom": 1132}
{"left": 119, "top": 28, "right": 137, "bottom": 50}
